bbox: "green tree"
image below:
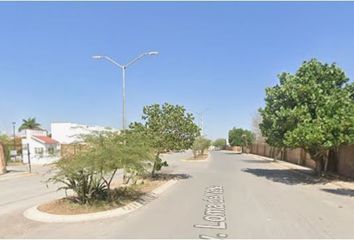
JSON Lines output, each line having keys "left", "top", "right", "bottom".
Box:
{"left": 212, "top": 138, "right": 227, "bottom": 150}
{"left": 192, "top": 136, "right": 211, "bottom": 158}
{"left": 228, "top": 128, "right": 254, "bottom": 148}
{"left": 18, "top": 117, "right": 41, "bottom": 131}
{"left": 48, "top": 131, "right": 154, "bottom": 204}
{"left": 130, "top": 103, "right": 200, "bottom": 176}
{"left": 259, "top": 59, "right": 354, "bottom": 174}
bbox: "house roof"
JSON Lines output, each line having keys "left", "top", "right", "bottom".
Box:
{"left": 32, "top": 135, "right": 59, "bottom": 144}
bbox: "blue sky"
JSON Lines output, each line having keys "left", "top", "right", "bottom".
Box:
{"left": 1, "top": 2, "right": 354, "bottom": 140}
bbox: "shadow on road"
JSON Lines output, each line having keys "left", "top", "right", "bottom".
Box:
{"left": 149, "top": 173, "right": 192, "bottom": 181}
{"left": 242, "top": 168, "right": 329, "bottom": 185}
{"left": 321, "top": 188, "right": 354, "bottom": 197}
{"left": 242, "top": 159, "right": 273, "bottom": 164}
{"left": 221, "top": 152, "right": 241, "bottom": 155}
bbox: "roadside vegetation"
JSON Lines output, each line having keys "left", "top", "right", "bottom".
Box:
{"left": 212, "top": 138, "right": 227, "bottom": 150}
{"left": 48, "top": 131, "right": 154, "bottom": 204}
{"left": 191, "top": 136, "right": 211, "bottom": 159}
{"left": 130, "top": 103, "right": 200, "bottom": 175}
{"left": 228, "top": 127, "right": 255, "bottom": 152}
{"left": 259, "top": 59, "right": 354, "bottom": 175}
{"left": 44, "top": 103, "right": 200, "bottom": 213}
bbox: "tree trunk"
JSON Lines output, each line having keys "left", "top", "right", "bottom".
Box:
{"left": 315, "top": 159, "right": 323, "bottom": 176}
{"left": 327, "top": 149, "right": 338, "bottom": 172}
{"left": 151, "top": 160, "right": 157, "bottom": 177}
{"left": 323, "top": 152, "right": 329, "bottom": 173}
{"left": 151, "top": 153, "right": 160, "bottom": 177}
{"left": 0, "top": 143, "right": 7, "bottom": 174}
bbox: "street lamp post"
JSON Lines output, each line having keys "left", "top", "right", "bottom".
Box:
{"left": 92, "top": 51, "right": 159, "bottom": 131}
{"left": 197, "top": 108, "right": 210, "bottom": 137}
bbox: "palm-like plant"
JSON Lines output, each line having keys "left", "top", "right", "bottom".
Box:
{"left": 18, "top": 118, "right": 42, "bottom": 131}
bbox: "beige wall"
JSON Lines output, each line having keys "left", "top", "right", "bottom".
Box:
{"left": 249, "top": 143, "right": 354, "bottom": 179}
{"left": 0, "top": 143, "right": 6, "bottom": 174}
{"left": 337, "top": 145, "right": 354, "bottom": 178}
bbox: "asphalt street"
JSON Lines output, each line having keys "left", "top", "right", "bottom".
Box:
{"left": 1, "top": 151, "right": 354, "bottom": 238}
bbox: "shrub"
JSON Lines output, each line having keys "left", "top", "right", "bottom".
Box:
{"left": 48, "top": 131, "right": 154, "bottom": 205}
{"left": 192, "top": 137, "right": 211, "bottom": 158}
{"left": 212, "top": 138, "right": 227, "bottom": 150}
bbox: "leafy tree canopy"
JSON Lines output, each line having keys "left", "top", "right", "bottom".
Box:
{"left": 130, "top": 103, "right": 200, "bottom": 174}
{"left": 212, "top": 138, "right": 227, "bottom": 149}
{"left": 228, "top": 128, "right": 254, "bottom": 147}
{"left": 49, "top": 130, "right": 155, "bottom": 204}
{"left": 192, "top": 136, "right": 211, "bottom": 157}
{"left": 259, "top": 59, "right": 354, "bottom": 172}
{"left": 18, "top": 117, "right": 41, "bottom": 131}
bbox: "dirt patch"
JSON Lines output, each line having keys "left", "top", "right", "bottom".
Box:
{"left": 188, "top": 154, "right": 209, "bottom": 161}
{"left": 38, "top": 178, "right": 166, "bottom": 215}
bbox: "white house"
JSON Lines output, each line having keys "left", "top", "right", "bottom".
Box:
{"left": 51, "top": 122, "right": 119, "bottom": 144}
{"left": 21, "top": 129, "right": 60, "bottom": 164}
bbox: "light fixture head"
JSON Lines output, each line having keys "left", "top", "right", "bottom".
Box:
{"left": 92, "top": 55, "right": 104, "bottom": 60}
{"left": 147, "top": 51, "right": 159, "bottom": 56}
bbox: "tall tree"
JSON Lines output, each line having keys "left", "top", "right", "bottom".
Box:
{"left": 259, "top": 59, "right": 354, "bottom": 174}
{"left": 228, "top": 127, "right": 254, "bottom": 147}
{"left": 212, "top": 138, "right": 227, "bottom": 149}
{"left": 18, "top": 117, "right": 41, "bottom": 131}
{"left": 130, "top": 103, "right": 200, "bottom": 176}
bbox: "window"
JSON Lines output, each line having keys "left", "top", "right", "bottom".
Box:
{"left": 48, "top": 147, "right": 55, "bottom": 155}
{"left": 35, "top": 147, "right": 44, "bottom": 156}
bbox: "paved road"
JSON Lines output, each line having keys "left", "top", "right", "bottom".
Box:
{"left": 1, "top": 151, "right": 354, "bottom": 238}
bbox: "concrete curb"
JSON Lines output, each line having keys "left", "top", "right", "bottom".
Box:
{"left": 181, "top": 153, "right": 210, "bottom": 162}
{"left": 0, "top": 172, "right": 35, "bottom": 181}
{"left": 247, "top": 153, "right": 313, "bottom": 171}
{"left": 23, "top": 179, "right": 178, "bottom": 223}
{"left": 247, "top": 153, "right": 354, "bottom": 190}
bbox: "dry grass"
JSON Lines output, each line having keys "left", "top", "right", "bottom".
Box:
{"left": 38, "top": 177, "right": 166, "bottom": 215}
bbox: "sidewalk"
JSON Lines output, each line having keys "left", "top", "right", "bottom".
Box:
{"left": 247, "top": 153, "right": 354, "bottom": 191}
{"left": 0, "top": 163, "right": 53, "bottom": 181}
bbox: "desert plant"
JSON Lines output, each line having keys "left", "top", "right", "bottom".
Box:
{"left": 48, "top": 131, "right": 154, "bottom": 204}
{"left": 192, "top": 137, "right": 211, "bottom": 158}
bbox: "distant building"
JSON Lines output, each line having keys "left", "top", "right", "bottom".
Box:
{"left": 51, "top": 122, "right": 119, "bottom": 144}
{"left": 21, "top": 129, "right": 60, "bottom": 164}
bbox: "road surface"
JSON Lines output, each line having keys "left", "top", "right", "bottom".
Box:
{"left": 1, "top": 151, "right": 354, "bottom": 238}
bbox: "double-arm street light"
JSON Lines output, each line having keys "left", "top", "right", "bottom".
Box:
{"left": 92, "top": 51, "right": 159, "bottom": 131}
{"left": 197, "top": 108, "right": 210, "bottom": 136}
